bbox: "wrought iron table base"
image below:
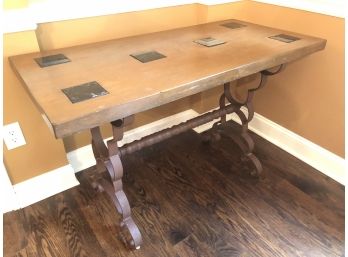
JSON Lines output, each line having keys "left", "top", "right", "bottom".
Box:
{"left": 89, "top": 66, "right": 284, "bottom": 249}
{"left": 209, "top": 65, "right": 285, "bottom": 176}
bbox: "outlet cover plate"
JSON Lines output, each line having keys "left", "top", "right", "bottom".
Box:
{"left": 3, "top": 122, "right": 26, "bottom": 150}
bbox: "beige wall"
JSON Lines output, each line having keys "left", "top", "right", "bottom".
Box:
{"left": 198, "top": 1, "right": 345, "bottom": 157}
{"left": 3, "top": 31, "right": 69, "bottom": 183}
{"left": 3, "top": 1, "right": 344, "bottom": 184}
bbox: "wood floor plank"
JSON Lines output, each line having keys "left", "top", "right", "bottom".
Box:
{"left": 122, "top": 158, "right": 197, "bottom": 257}
{"left": 3, "top": 210, "right": 28, "bottom": 256}
{"left": 143, "top": 141, "right": 290, "bottom": 257}
{"left": 129, "top": 144, "right": 288, "bottom": 256}
{"left": 173, "top": 234, "right": 216, "bottom": 257}
{"left": 4, "top": 121, "right": 344, "bottom": 257}
{"left": 216, "top": 123, "right": 344, "bottom": 232}
{"left": 71, "top": 173, "right": 135, "bottom": 257}
{"left": 162, "top": 129, "right": 343, "bottom": 256}
{"left": 20, "top": 203, "right": 70, "bottom": 257}
{"left": 221, "top": 122, "right": 344, "bottom": 216}
{"left": 124, "top": 152, "right": 248, "bottom": 257}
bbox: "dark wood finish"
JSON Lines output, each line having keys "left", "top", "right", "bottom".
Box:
{"left": 9, "top": 19, "right": 326, "bottom": 138}
{"left": 86, "top": 66, "right": 282, "bottom": 248}
{"left": 4, "top": 122, "right": 344, "bottom": 257}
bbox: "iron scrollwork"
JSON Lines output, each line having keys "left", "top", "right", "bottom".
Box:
{"left": 87, "top": 64, "right": 285, "bottom": 249}
{"left": 90, "top": 120, "right": 142, "bottom": 250}
{"left": 215, "top": 65, "right": 285, "bottom": 176}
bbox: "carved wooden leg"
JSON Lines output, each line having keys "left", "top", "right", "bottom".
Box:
{"left": 90, "top": 119, "right": 142, "bottom": 250}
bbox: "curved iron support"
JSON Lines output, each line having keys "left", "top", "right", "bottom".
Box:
{"left": 90, "top": 122, "right": 142, "bottom": 250}
{"left": 86, "top": 64, "right": 284, "bottom": 248}
{"left": 213, "top": 65, "right": 285, "bottom": 176}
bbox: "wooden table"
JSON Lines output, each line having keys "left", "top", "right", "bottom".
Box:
{"left": 10, "top": 19, "right": 326, "bottom": 250}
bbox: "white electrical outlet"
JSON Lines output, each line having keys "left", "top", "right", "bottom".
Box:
{"left": 3, "top": 122, "right": 26, "bottom": 150}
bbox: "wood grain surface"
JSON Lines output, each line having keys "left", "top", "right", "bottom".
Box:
{"left": 9, "top": 19, "right": 326, "bottom": 138}
{"left": 4, "top": 121, "right": 343, "bottom": 257}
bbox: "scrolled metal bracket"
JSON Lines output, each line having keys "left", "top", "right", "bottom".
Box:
{"left": 90, "top": 119, "right": 142, "bottom": 250}
{"left": 216, "top": 65, "right": 285, "bottom": 176}
{"left": 86, "top": 64, "right": 285, "bottom": 249}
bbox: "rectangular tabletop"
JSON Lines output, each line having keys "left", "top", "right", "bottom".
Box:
{"left": 9, "top": 19, "right": 326, "bottom": 138}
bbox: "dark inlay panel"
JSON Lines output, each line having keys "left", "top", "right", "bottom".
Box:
{"left": 269, "top": 34, "right": 300, "bottom": 43}
{"left": 62, "top": 81, "right": 109, "bottom": 104}
{"left": 221, "top": 22, "right": 246, "bottom": 29}
{"left": 34, "top": 54, "right": 70, "bottom": 68}
{"left": 130, "top": 51, "right": 166, "bottom": 63}
{"left": 194, "top": 37, "right": 226, "bottom": 47}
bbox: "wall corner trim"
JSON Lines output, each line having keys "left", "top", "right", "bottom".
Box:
{"left": 194, "top": 107, "right": 345, "bottom": 185}
{"left": 245, "top": 110, "right": 345, "bottom": 185}
{"left": 0, "top": 164, "right": 20, "bottom": 214}
{"left": 12, "top": 165, "right": 79, "bottom": 209}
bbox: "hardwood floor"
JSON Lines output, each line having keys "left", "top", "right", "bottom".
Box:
{"left": 4, "top": 121, "right": 344, "bottom": 257}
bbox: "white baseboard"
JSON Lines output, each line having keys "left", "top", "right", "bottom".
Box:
{"left": 67, "top": 110, "right": 198, "bottom": 173}
{"left": 244, "top": 111, "right": 345, "bottom": 185}
{"left": 7, "top": 107, "right": 343, "bottom": 212}
{"left": 68, "top": 107, "right": 345, "bottom": 185}
{"left": 0, "top": 164, "right": 20, "bottom": 213}
{"left": 194, "top": 107, "right": 345, "bottom": 185}
{"left": 12, "top": 165, "right": 79, "bottom": 209}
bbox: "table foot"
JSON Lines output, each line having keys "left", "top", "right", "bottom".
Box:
{"left": 201, "top": 129, "right": 222, "bottom": 144}
{"left": 90, "top": 120, "right": 142, "bottom": 250}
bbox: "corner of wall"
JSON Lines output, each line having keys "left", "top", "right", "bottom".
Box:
{"left": 4, "top": 30, "right": 70, "bottom": 184}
